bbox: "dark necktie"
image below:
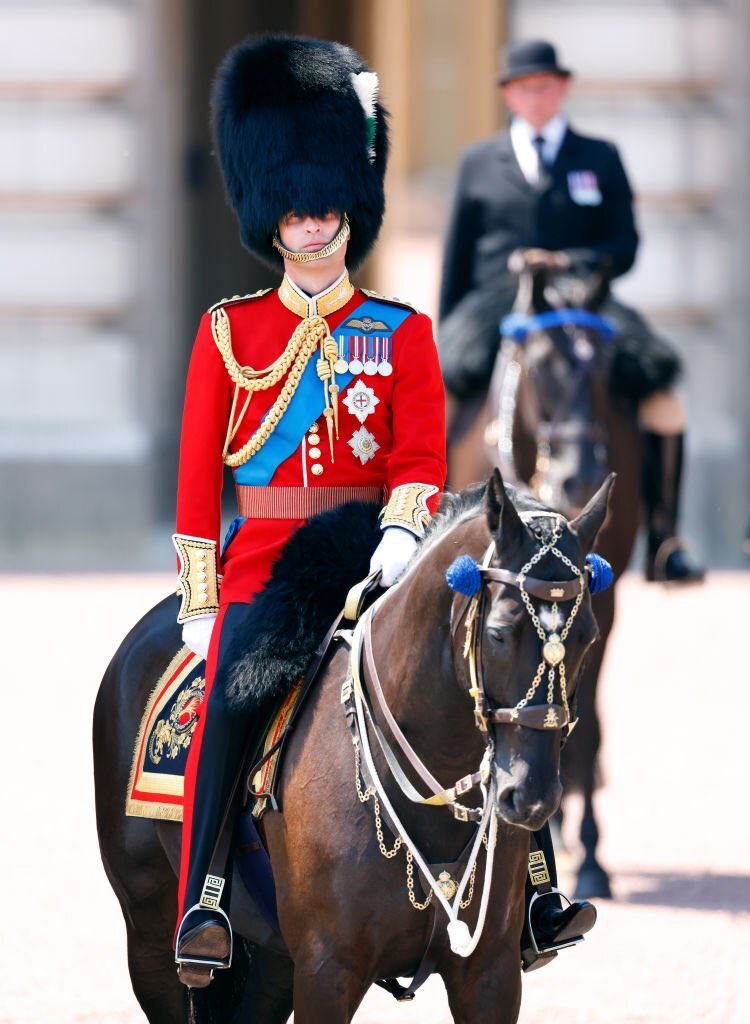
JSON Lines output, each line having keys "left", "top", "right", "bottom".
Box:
{"left": 533, "top": 134, "right": 550, "bottom": 176}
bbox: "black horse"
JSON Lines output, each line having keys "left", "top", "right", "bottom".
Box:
{"left": 94, "top": 471, "right": 612, "bottom": 1022}
{"left": 448, "top": 253, "right": 643, "bottom": 899}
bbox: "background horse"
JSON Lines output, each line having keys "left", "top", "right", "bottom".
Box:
{"left": 448, "top": 254, "right": 641, "bottom": 898}
{"left": 94, "top": 471, "right": 610, "bottom": 1023}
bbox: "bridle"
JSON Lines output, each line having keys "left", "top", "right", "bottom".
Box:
{"left": 342, "top": 511, "right": 611, "bottom": 957}
{"left": 496, "top": 298, "right": 615, "bottom": 506}
{"left": 449, "top": 511, "right": 598, "bottom": 745}
{"left": 346, "top": 511, "right": 610, "bottom": 824}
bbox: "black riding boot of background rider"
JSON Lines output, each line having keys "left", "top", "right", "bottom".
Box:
{"left": 520, "top": 822, "right": 597, "bottom": 972}
{"left": 642, "top": 431, "right": 705, "bottom": 584}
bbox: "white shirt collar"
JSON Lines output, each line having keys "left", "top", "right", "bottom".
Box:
{"left": 510, "top": 114, "right": 568, "bottom": 183}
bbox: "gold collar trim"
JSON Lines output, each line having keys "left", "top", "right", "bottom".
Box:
{"left": 278, "top": 272, "right": 355, "bottom": 319}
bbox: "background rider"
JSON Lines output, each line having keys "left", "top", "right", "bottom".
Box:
{"left": 439, "top": 38, "right": 704, "bottom": 585}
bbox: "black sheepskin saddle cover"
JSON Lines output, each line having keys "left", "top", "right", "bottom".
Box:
{"left": 223, "top": 502, "right": 383, "bottom": 715}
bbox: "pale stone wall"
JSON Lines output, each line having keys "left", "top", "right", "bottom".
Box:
{"left": 0, "top": 1, "right": 187, "bottom": 569}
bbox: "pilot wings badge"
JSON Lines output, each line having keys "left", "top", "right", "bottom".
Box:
{"left": 342, "top": 315, "right": 391, "bottom": 333}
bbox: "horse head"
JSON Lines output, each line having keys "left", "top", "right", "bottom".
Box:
{"left": 447, "top": 469, "right": 613, "bottom": 831}
{"left": 493, "top": 251, "right": 615, "bottom": 517}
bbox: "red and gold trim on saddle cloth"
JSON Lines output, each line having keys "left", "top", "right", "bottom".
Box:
{"left": 251, "top": 679, "right": 305, "bottom": 820}
{"left": 126, "top": 646, "right": 206, "bottom": 821}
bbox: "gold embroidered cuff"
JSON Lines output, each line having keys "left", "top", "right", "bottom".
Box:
{"left": 381, "top": 483, "right": 439, "bottom": 538}
{"left": 172, "top": 534, "right": 220, "bottom": 623}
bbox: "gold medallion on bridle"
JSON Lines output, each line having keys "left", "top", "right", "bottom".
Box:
{"left": 542, "top": 633, "right": 566, "bottom": 666}
{"left": 437, "top": 871, "right": 458, "bottom": 901}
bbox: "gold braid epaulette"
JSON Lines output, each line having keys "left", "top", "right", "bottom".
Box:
{"left": 207, "top": 288, "right": 273, "bottom": 315}
{"left": 360, "top": 288, "right": 419, "bottom": 314}
{"left": 211, "top": 307, "right": 332, "bottom": 468}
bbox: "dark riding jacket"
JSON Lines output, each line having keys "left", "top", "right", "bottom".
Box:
{"left": 440, "top": 125, "right": 639, "bottom": 321}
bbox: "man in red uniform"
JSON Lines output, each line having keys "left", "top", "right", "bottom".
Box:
{"left": 172, "top": 36, "right": 446, "bottom": 987}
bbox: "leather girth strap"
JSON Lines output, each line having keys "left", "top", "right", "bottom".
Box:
{"left": 374, "top": 910, "right": 439, "bottom": 1002}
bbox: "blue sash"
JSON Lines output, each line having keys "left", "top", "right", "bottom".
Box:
{"left": 234, "top": 297, "right": 411, "bottom": 486}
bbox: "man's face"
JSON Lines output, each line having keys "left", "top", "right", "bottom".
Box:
{"left": 501, "top": 73, "right": 569, "bottom": 129}
{"left": 277, "top": 211, "right": 342, "bottom": 255}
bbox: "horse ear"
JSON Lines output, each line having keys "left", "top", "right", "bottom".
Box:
{"left": 484, "top": 468, "right": 525, "bottom": 547}
{"left": 569, "top": 473, "right": 616, "bottom": 551}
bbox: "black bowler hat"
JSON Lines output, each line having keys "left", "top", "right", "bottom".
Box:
{"left": 497, "top": 39, "right": 571, "bottom": 85}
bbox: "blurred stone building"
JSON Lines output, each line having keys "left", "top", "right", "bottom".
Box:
{"left": 0, "top": 0, "right": 746, "bottom": 569}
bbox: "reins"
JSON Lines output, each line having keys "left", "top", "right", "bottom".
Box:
{"left": 342, "top": 603, "right": 498, "bottom": 958}
{"left": 341, "top": 510, "right": 613, "bottom": 959}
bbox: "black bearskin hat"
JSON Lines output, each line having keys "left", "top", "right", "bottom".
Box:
{"left": 211, "top": 35, "right": 389, "bottom": 271}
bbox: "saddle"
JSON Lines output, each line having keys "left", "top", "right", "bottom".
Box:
{"left": 246, "top": 569, "right": 382, "bottom": 819}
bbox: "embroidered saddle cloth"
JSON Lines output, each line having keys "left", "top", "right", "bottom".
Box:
{"left": 127, "top": 501, "right": 384, "bottom": 821}
{"left": 126, "top": 647, "right": 206, "bottom": 821}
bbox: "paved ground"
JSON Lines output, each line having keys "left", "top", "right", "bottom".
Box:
{"left": 2, "top": 572, "right": 748, "bottom": 1023}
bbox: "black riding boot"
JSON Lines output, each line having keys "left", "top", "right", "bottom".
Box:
{"left": 643, "top": 431, "right": 705, "bottom": 584}
{"left": 176, "top": 604, "right": 263, "bottom": 989}
{"left": 520, "top": 823, "right": 597, "bottom": 972}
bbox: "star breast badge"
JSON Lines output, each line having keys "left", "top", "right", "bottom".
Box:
{"left": 348, "top": 426, "right": 380, "bottom": 465}
{"left": 343, "top": 379, "right": 380, "bottom": 423}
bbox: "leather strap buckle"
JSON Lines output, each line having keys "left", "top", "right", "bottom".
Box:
{"left": 455, "top": 774, "right": 474, "bottom": 797}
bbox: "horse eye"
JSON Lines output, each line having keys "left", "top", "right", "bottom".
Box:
{"left": 488, "top": 624, "right": 513, "bottom": 644}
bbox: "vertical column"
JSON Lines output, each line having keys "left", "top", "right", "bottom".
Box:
{"left": 362, "top": 0, "right": 506, "bottom": 312}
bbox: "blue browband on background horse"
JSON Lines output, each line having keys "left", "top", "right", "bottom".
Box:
{"left": 446, "top": 552, "right": 613, "bottom": 597}
{"left": 500, "top": 309, "right": 617, "bottom": 344}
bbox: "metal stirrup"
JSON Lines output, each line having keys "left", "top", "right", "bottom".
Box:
{"left": 174, "top": 903, "right": 234, "bottom": 969}
{"left": 527, "top": 889, "right": 584, "bottom": 955}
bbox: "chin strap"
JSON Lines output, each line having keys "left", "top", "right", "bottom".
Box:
{"left": 272, "top": 214, "right": 350, "bottom": 263}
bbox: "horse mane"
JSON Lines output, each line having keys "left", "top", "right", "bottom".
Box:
{"left": 418, "top": 480, "right": 553, "bottom": 555}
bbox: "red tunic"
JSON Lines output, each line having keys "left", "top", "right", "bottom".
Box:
{"left": 175, "top": 283, "right": 447, "bottom": 604}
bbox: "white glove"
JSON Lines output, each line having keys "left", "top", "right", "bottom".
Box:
{"left": 370, "top": 527, "right": 419, "bottom": 587}
{"left": 181, "top": 614, "right": 217, "bottom": 661}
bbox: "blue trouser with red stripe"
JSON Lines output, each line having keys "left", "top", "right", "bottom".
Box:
{"left": 175, "top": 602, "right": 255, "bottom": 940}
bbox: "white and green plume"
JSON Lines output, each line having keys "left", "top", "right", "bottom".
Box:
{"left": 350, "top": 71, "right": 379, "bottom": 162}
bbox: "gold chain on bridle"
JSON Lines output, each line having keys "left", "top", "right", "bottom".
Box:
{"left": 514, "top": 519, "right": 585, "bottom": 726}
{"left": 459, "top": 516, "right": 586, "bottom": 735}
{"left": 354, "top": 741, "right": 488, "bottom": 912}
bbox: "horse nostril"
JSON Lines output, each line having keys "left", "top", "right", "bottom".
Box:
{"left": 496, "top": 779, "right": 562, "bottom": 828}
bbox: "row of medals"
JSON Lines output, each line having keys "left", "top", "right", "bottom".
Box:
{"left": 333, "top": 336, "right": 392, "bottom": 377}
